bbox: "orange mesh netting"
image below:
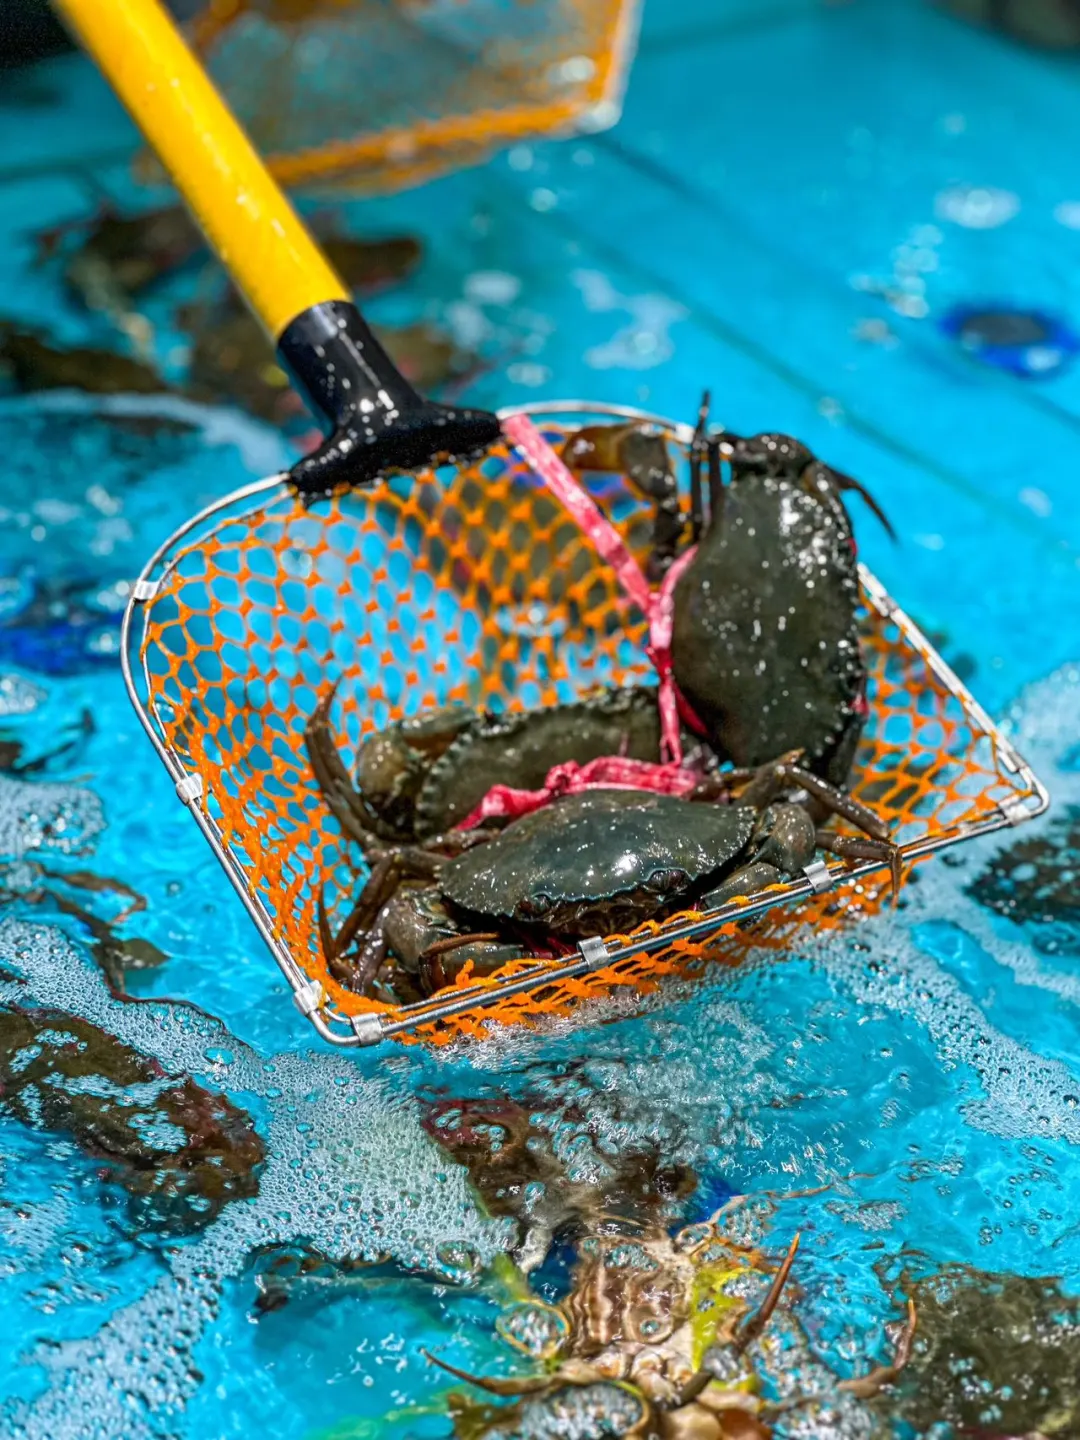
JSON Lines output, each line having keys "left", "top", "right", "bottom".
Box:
{"left": 138, "top": 415, "right": 1038, "bottom": 1045}
{"left": 184, "top": 0, "right": 640, "bottom": 194}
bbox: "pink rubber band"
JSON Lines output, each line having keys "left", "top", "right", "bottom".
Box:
{"left": 451, "top": 414, "right": 714, "bottom": 828}
{"left": 503, "top": 412, "right": 703, "bottom": 763}
{"left": 456, "top": 754, "right": 704, "bottom": 830}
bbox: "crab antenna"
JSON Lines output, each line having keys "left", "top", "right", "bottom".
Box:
{"left": 689, "top": 389, "right": 710, "bottom": 541}
{"left": 707, "top": 433, "right": 725, "bottom": 532}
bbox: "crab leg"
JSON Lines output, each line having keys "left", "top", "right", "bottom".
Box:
{"left": 733, "top": 753, "right": 893, "bottom": 847}
{"left": 420, "top": 1349, "right": 554, "bottom": 1397}
{"left": 774, "top": 761, "right": 903, "bottom": 894}
{"left": 316, "top": 884, "right": 387, "bottom": 992}
{"left": 677, "top": 1234, "right": 801, "bottom": 1406}
{"left": 824, "top": 463, "right": 897, "bottom": 541}
{"left": 316, "top": 846, "right": 441, "bottom": 993}
{"left": 303, "top": 685, "right": 382, "bottom": 855}
{"left": 724, "top": 752, "right": 904, "bottom": 896}
{"left": 734, "top": 1231, "right": 800, "bottom": 1354}
{"left": 334, "top": 854, "right": 402, "bottom": 954}
{"left": 723, "top": 750, "right": 804, "bottom": 810}
{"left": 775, "top": 762, "right": 890, "bottom": 843}
{"left": 365, "top": 844, "right": 443, "bottom": 876}
{"left": 419, "top": 931, "right": 502, "bottom": 962}
{"left": 688, "top": 390, "right": 710, "bottom": 542}
{"left": 817, "top": 831, "right": 903, "bottom": 900}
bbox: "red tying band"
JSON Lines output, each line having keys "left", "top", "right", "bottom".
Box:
{"left": 457, "top": 754, "right": 704, "bottom": 829}
{"left": 502, "top": 412, "right": 704, "bottom": 764}
{"left": 451, "top": 415, "right": 711, "bottom": 830}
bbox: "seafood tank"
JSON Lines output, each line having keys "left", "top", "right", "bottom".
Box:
{"left": 3, "top": 0, "right": 1080, "bottom": 1436}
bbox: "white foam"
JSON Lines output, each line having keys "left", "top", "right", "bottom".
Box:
{"left": 0, "top": 775, "right": 104, "bottom": 861}
{"left": 934, "top": 183, "right": 1020, "bottom": 229}
{"left": 0, "top": 918, "right": 511, "bottom": 1438}
{"left": 812, "top": 661, "right": 1080, "bottom": 1145}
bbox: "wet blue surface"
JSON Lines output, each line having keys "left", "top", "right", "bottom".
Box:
{"left": 2, "top": 1, "right": 1080, "bottom": 1436}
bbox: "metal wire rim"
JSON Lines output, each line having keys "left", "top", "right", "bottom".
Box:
{"left": 120, "top": 401, "right": 1050, "bottom": 1046}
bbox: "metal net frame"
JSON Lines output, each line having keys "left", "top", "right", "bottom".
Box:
{"left": 120, "top": 402, "right": 1049, "bottom": 1047}
{"left": 186, "top": 0, "right": 641, "bottom": 194}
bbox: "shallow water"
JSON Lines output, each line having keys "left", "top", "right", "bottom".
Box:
{"left": 3, "top": 1, "right": 1080, "bottom": 1436}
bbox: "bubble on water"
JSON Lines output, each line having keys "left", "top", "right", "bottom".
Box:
{"left": 7, "top": 1255, "right": 220, "bottom": 1440}
{"left": 1002, "top": 663, "right": 1080, "bottom": 761}
{"left": 0, "top": 1186, "right": 71, "bottom": 1268}
{"left": 809, "top": 662, "right": 1080, "bottom": 1150}
{"left": 0, "top": 775, "right": 104, "bottom": 861}
{"left": 935, "top": 183, "right": 1020, "bottom": 228}
{"left": 0, "top": 675, "right": 46, "bottom": 718}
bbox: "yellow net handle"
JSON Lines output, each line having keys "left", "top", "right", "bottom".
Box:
{"left": 52, "top": 0, "right": 349, "bottom": 339}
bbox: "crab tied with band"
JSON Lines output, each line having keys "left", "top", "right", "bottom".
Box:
{"left": 303, "top": 398, "right": 903, "bottom": 1003}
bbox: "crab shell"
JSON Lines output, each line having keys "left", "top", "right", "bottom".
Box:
{"left": 671, "top": 466, "right": 865, "bottom": 786}
{"left": 560, "top": 1229, "right": 763, "bottom": 1402}
{"left": 439, "top": 790, "right": 756, "bottom": 937}
{"left": 351, "top": 687, "right": 669, "bottom": 841}
{"left": 491, "top": 1226, "right": 774, "bottom": 1433}
{"left": 412, "top": 687, "right": 668, "bottom": 836}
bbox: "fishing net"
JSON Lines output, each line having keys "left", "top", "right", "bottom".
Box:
{"left": 184, "top": 0, "right": 641, "bottom": 194}
{"left": 127, "top": 406, "right": 1046, "bottom": 1046}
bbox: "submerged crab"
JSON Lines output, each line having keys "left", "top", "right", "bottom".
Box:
{"left": 429, "top": 1212, "right": 916, "bottom": 1439}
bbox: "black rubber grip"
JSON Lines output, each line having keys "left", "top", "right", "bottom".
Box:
{"left": 277, "top": 299, "right": 502, "bottom": 497}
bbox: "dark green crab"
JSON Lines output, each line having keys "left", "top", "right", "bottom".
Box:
{"left": 670, "top": 423, "right": 892, "bottom": 787}
{"left": 307, "top": 699, "right": 895, "bottom": 999}
{"left": 307, "top": 684, "right": 673, "bottom": 844}
{"left": 305, "top": 687, "right": 714, "bottom": 995}
{"left": 559, "top": 408, "right": 892, "bottom": 788}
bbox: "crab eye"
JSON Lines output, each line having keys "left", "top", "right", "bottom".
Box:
{"left": 646, "top": 868, "right": 683, "bottom": 894}
{"left": 519, "top": 893, "right": 552, "bottom": 919}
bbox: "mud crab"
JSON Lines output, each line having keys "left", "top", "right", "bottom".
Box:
{"left": 562, "top": 408, "right": 891, "bottom": 785}
{"left": 669, "top": 420, "right": 893, "bottom": 787}
{"left": 306, "top": 689, "right": 898, "bottom": 997}
{"left": 305, "top": 687, "right": 696, "bottom": 994}
{"left": 308, "top": 686, "right": 674, "bottom": 844}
